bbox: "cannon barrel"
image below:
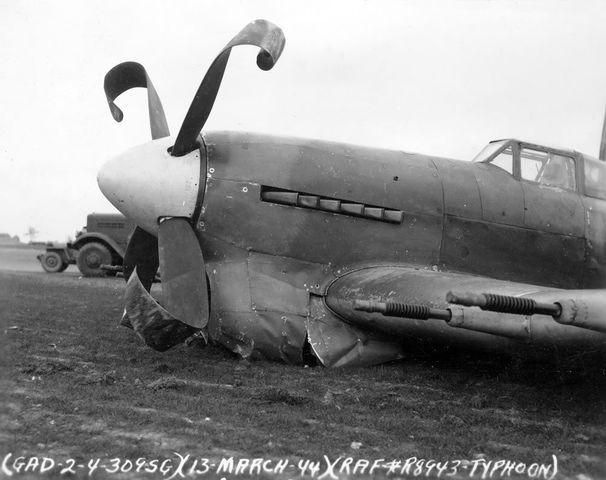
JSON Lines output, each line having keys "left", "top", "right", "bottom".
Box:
{"left": 353, "top": 300, "right": 452, "bottom": 321}
{"left": 447, "top": 290, "right": 606, "bottom": 334}
{"left": 353, "top": 299, "right": 530, "bottom": 339}
{"left": 446, "top": 291, "right": 561, "bottom": 317}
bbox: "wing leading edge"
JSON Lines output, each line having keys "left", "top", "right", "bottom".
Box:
{"left": 323, "top": 265, "right": 606, "bottom": 362}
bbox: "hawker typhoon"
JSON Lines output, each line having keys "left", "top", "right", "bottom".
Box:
{"left": 99, "top": 20, "right": 606, "bottom": 367}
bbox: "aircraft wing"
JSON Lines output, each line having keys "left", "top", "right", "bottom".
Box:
{"left": 311, "top": 265, "right": 606, "bottom": 367}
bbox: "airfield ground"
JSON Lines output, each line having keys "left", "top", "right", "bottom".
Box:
{"left": 1, "top": 245, "right": 605, "bottom": 479}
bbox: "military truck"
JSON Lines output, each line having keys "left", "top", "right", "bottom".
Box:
{"left": 38, "top": 213, "right": 135, "bottom": 276}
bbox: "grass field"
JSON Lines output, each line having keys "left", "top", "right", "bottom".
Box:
{"left": 1, "top": 270, "right": 605, "bottom": 479}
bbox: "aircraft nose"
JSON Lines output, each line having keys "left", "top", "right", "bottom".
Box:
{"left": 97, "top": 136, "right": 202, "bottom": 234}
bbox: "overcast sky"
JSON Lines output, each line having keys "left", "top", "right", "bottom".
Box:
{"left": 1, "top": 0, "right": 605, "bottom": 241}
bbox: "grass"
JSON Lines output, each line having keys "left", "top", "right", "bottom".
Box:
{"left": 1, "top": 271, "right": 605, "bottom": 479}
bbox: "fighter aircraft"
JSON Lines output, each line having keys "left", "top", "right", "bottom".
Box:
{"left": 98, "top": 19, "right": 606, "bottom": 367}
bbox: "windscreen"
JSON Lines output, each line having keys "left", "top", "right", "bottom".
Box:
{"left": 584, "top": 156, "right": 606, "bottom": 200}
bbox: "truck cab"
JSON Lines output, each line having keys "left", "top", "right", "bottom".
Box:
{"left": 38, "top": 213, "right": 135, "bottom": 277}
{"left": 69, "top": 213, "right": 136, "bottom": 276}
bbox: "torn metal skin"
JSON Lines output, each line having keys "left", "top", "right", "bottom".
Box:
{"left": 224, "top": 253, "right": 404, "bottom": 367}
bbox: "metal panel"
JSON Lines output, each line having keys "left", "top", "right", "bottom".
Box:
{"left": 208, "top": 261, "right": 251, "bottom": 313}
{"left": 440, "top": 216, "right": 585, "bottom": 288}
{"left": 211, "top": 310, "right": 308, "bottom": 364}
{"left": 582, "top": 196, "right": 606, "bottom": 288}
{"left": 522, "top": 183, "right": 585, "bottom": 237}
{"left": 432, "top": 157, "right": 482, "bottom": 220}
{"left": 205, "top": 249, "right": 324, "bottom": 364}
{"left": 307, "top": 295, "right": 406, "bottom": 368}
{"left": 202, "top": 178, "right": 442, "bottom": 268}
{"left": 473, "top": 163, "right": 525, "bottom": 226}
{"left": 203, "top": 131, "right": 444, "bottom": 217}
{"left": 247, "top": 252, "right": 326, "bottom": 315}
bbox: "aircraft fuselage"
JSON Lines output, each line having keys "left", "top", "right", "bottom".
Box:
{"left": 200, "top": 131, "right": 606, "bottom": 290}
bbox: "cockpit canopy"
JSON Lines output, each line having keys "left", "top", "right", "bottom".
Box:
{"left": 473, "top": 139, "right": 606, "bottom": 200}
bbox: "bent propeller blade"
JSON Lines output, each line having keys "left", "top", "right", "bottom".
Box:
{"left": 104, "top": 61, "right": 170, "bottom": 140}
{"left": 170, "top": 19, "right": 285, "bottom": 157}
{"left": 124, "top": 268, "right": 199, "bottom": 351}
{"left": 158, "top": 217, "right": 209, "bottom": 330}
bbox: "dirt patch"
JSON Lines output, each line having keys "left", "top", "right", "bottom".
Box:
{"left": 255, "top": 387, "right": 313, "bottom": 406}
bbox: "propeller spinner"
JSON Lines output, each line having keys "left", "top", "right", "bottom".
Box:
{"left": 98, "top": 19, "right": 285, "bottom": 350}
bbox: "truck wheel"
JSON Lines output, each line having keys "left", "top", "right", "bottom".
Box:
{"left": 77, "top": 242, "right": 112, "bottom": 277}
{"left": 40, "top": 252, "right": 66, "bottom": 273}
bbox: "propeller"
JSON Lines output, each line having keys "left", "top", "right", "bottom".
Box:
{"left": 104, "top": 61, "right": 170, "bottom": 140}
{"left": 171, "top": 18, "right": 285, "bottom": 157}
{"left": 121, "top": 217, "right": 209, "bottom": 351}
{"left": 102, "top": 20, "right": 285, "bottom": 350}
